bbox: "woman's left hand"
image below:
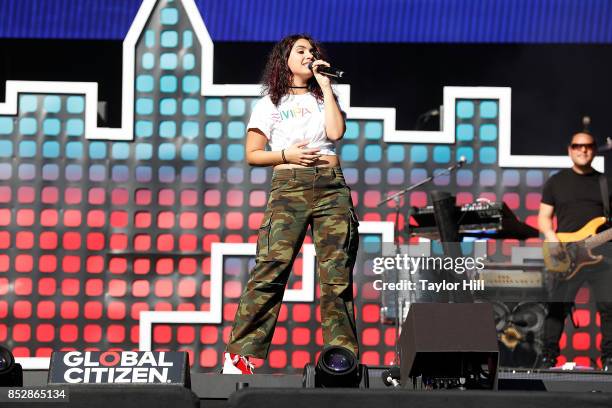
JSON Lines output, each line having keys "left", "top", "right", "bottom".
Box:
{"left": 311, "top": 59, "right": 332, "bottom": 90}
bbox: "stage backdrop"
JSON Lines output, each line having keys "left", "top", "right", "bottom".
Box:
{"left": 0, "top": 0, "right": 604, "bottom": 372}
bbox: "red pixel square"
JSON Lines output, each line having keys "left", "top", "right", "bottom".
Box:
{"left": 85, "top": 279, "right": 103, "bottom": 296}
{"left": 62, "top": 256, "right": 81, "bottom": 273}
{"left": 63, "top": 209, "right": 82, "bottom": 227}
{"left": 15, "top": 255, "right": 33, "bottom": 273}
{"left": 16, "top": 231, "right": 34, "bottom": 249}
{"left": 61, "top": 301, "right": 79, "bottom": 319}
{"left": 86, "top": 256, "right": 104, "bottom": 274}
{"left": 108, "top": 280, "right": 127, "bottom": 297}
{"left": 84, "top": 302, "right": 103, "bottom": 319}
{"left": 88, "top": 187, "right": 106, "bottom": 205}
{"left": 87, "top": 210, "right": 106, "bottom": 227}
{"left": 14, "top": 278, "right": 32, "bottom": 295}
{"left": 41, "top": 186, "right": 59, "bottom": 204}
{"left": 40, "top": 209, "right": 58, "bottom": 227}
{"left": 37, "top": 301, "right": 56, "bottom": 319}
{"left": 16, "top": 209, "right": 34, "bottom": 226}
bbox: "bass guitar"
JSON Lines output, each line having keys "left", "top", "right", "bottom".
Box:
{"left": 543, "top": 216, "right": 612, "bottom": 280}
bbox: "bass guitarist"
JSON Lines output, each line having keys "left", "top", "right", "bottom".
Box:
{"left": 537, "top": 131, "right": 612, "bottom": 370}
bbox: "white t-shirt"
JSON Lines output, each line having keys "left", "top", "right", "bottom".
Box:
{"left": 247, "top": 93, "right": 337, "bottom": 155}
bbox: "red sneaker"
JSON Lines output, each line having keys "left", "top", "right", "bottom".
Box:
{"left": 222, "top": 352, "right": 254, "bottom": 375}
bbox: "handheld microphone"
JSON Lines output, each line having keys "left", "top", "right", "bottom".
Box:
{"left": 308, "top": 62, "right": 345, "bottom": 78}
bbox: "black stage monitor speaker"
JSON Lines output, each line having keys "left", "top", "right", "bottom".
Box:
{"left": 399, "top": 303, "right": 499, "bottom": 389}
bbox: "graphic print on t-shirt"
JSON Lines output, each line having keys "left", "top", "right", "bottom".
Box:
{"left": 272, "top": 100, "right": 323, "bottom": 123}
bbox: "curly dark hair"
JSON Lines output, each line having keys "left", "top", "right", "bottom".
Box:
{"left": 261, "top": 34, "right": 327, "bottom": 106}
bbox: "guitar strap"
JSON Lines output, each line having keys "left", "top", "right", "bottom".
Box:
{"left": 599, "top": 174, "right": 610, "bottom": 223}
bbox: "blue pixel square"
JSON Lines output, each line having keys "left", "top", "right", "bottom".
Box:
{"left": 19, "top": 118, "right": 37, "bottom": 135}
{"left": 160, "top": 8, "right": 178, "bottom": 25}
{"left": 65, "top": 142, "right": 83, "bottom": 159}
{"left": 364, "top": 145, "right": 382, "bottom": 162}
{"left": 182, "top": 121, "right": 199, "bottom": 139}
{"left": 158, "top": 143, "right": 176, "bottom": 160}
{"left": 43, "top": 118, "right": 60, "bottom": 136}
{"left": 410, "top": 145, "right": 428, "bottom": 163}
{"left": 456, "top": 124, "right": 474, "bottom": 141}
{"left": 160, "top": 98, "right": 177, "bottom": 115}
{"left": 456, "top": 101, "right": 474, "bottom": 119}
{"left": 181, "top": 144, "right": 199, "bottom": 161}
{"left": 181, "top": 166, "right": 198, "bottom": 183}
{"left": 136, "top": 98, "right": 154, "bottom": 115}
{"left": 158, "top": 166, "right": 176, "bottom": 183}
{"left": 205, "top": 122, "right": 222, "bottom": 139}
{"left": 0, "top": 141, "right": 12, "bottom": 157}
{"left": 388, "top": 168, "right": 404, "bottom": 185}
{"left": 480, "top": 124, "right": 497, "bottom": 141}
{"left": 182, "top": 76, "right": 200, "bottom": 93}
{"left": 89, "top": 164, "right": 106, "bottom": 182}
{"left": 19, "top": 95, "right": 38, "bottom": 113}
{"left": 228, "top": 99, "right": 246, "bottom": 116}
{"left": 160, "top": 75, "right": 178, "bottom": 93}
{"left": 42, "top": 164, "right": 58, "bottom": 180}
{"left": 160, "top": 53, "right": 178, "bottom": 70}
{"left": 159, "top": 121, "right": 176, "bottom": 138}
{"left": 206, "top": 99, "right": 223, "bottom": 115}
{"left": 344, "top": 121, "right": 359, "bottom": 140}
{"left": 387, "top": 145, "right": 405, "bottom": 162}
{"left": 480, "top": 101, "right": 498, "bottom": 119}
{"left": 479, "top": 146, "right": 497, "bottom": 164}
{"left": 433, "top": 146, "right": 451, "bottom": 163}
{"left": 136, "top": 143, "right": 153, "bottom": 161}
{"left": 227, "top": 144, "right": 244, "bottom": 161}
{"left": 456, "top": 169, "right": 473, "bottom": 186}
{"left": 0, "top": 117, "right": 14, "bottom": 134}
{"left": 136, "top": 166, "right": 152, "bottom": 182}
{"left": 112, "top": 143, "right": 130, "bottom": 160}
{"left": 142, "top": 53, "right": 155, "bottom": 69}
{"left": 137, "top": 75, "right": 154, "bottom": 92}
{"left": 161, "top": 30, "right": 178, "bottom": 47}
{"left": 183, "top": 30, "right": 193, "bottom": 48}
{"left": 19, "top": 140, "right": 36, "bottom": 157}
{"left": 67, "top": 96, "right": 84, "bottom": 114}
{"left": 89, "top": 142, "right": 107, "bottom": 159}
{"left": 183, "top": 54, "right": 195, "bottom": 70}
{"left": 228, "top": 121, "right": 245, "bottom": 139}
{"left": 44, "top": 96, "right": 62, "bottom": 113}
{"left": 136, "top": 120, "right": 153, "bottom": 138}
{"left": 479, "top": 169, "right": 497, "bottom": 186}
{"left": 182, "top": 98, "right": 200, "bottom": 116}
{"left": 42, "top": 142, "right": 59, "bottom": 158}
{"left": 364, "top": 122, "right": 382, "bottom": 140}
{"left": 341, "top": 144, "right": 359, "bottom": 162}
{"left": 205, "top": 144, "right": 222, "bottom": 161}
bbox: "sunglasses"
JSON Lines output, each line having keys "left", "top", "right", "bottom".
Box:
{"left": 570, "top": 143, "right": 595, "bottom": 150}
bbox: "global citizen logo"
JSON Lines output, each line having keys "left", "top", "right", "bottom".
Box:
{"left": 62, "top": 351, "right": 173, "bottom": 383}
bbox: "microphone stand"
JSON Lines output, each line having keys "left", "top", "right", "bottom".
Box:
{"left": 375, "top": 159, "right": 466, "bottom": 369}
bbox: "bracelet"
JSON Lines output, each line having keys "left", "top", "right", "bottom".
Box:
{"left": 281, "top": 149, "right": 287, "bottom": 163}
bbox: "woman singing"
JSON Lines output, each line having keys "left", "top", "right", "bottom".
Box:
{"left": 222, "top": 34, "right": 360, "bottom": 374}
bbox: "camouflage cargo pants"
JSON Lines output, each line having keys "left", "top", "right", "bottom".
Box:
{"left": 226, "top": 166, "right": 360, "bottom": 359}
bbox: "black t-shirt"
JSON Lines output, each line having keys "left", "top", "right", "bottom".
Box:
{"left": 541, "top": 168, "right": 611, "bottom": 233}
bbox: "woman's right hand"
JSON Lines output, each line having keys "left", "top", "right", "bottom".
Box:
{"left": 284, "top": 141, "right": 321, "bottom": 166}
